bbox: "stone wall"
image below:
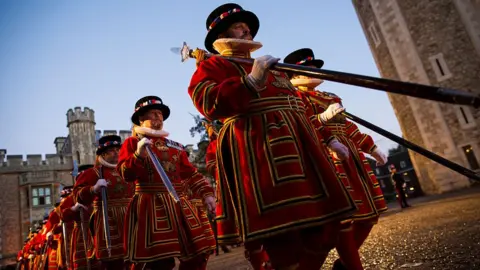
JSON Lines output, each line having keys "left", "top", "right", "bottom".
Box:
{"left": 352, "top": 0, "right": 479, "bottom": 194}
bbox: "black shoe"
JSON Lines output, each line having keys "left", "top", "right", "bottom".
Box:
{"left": 332, "top": 259, "right": 347, "bottom": 270}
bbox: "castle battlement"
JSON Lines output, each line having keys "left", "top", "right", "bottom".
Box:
{"left": 66, "top": 107, "right": 95, "bottom": 127}
{"left": 95, "top": 130, "right": 132, "bottom": 142}
{"left": 0, "top": 152, "right": 73, "bottom": 172}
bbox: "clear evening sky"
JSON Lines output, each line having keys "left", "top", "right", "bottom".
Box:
{"left": 0, "top": 0, "right": 402, "bottom": 157}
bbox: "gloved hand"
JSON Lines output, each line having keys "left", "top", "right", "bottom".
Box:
{"left": 136, "top": 137, "right": 153, "bottom": 157}
{"left": 319, "top": 103, "right": 345, "bottom": 123}
{"left": 93, "top": 179, "right": 108, "bottom": 194}
{"left": 46, "top": 232, "right": 53, "bottom": 240}
{"left": 204, "top": 196, "right": 216, "bottom": 215}
{"left": 328, "top": 139, "right": 349, "bottom": 161}
{"left": 28, "top": 254, "right": 34, "bottom": 259}
{"left": 246, "top": 55, "right": 280, "bottom": 91}
{"left": 70, "top": 202, "right": 88, "bottom": 212}
{"left": 371, "top": 148, "right": 387, "bottom": 165}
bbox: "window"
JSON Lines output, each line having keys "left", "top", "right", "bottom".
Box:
{"left": 428, "top": 53, "right": 452, "bottom": 82}
{"left": 368, "top": 23, "right": 381, "bottom": 47}
{"left": 76, "top": 151, "right": 81, "bottom": 164}
{"left": 32, "top": 186, "right": 52, "bottom": 207}
{"left": 400, "top": 161, "right": 407, "bottom": 168}
{"left": 462, "top": 145, "right": 480, "bottom": 170}
{"left": 455, "top": 106, "right": 476, "bottom": 129}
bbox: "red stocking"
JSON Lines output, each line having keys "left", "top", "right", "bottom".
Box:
{"left": 335, "top": 225, "right": 364, "bottom": 270}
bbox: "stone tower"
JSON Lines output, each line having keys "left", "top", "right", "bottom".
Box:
{"left": 66, "top": 107, "right": 96, "bottom": 165}
{"left": 352, "top": 0, "right": 480, "bottom": 194}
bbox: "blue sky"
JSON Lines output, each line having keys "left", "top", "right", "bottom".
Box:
{"left": 0, "top": 0, "right": 402, "bottom": 158}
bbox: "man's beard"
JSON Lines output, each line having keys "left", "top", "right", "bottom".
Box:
{"left": 151, "top": 121, "right": 163, "bottom": 130}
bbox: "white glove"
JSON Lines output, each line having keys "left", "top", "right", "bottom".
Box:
{"left": 204, "top": 196, "right": 216, "bottom": 214}
{"left": 28, "top": 254, "right": 34, "bottom": 259}
{"left": 371, "top": 148, "right": 387, "bottom": 165}
{"left": 320, "top": 103, "right": 345, "bottom": 123}
{"left": 93, "top": 179, "right": 108, "bottom": 194}
{"left": 328, "top": 139, "right": 349, "bottom": 161}
{"left": 246, "top": 55, "right": 280, "bottom": 91}
{"left": 46, "top": 232, "right": 53, "bottom": 239}
{"left": 136, "top": 137, "right": 153, "bottom": 157}
{"left": 18, "top": 257, "right": 23, "bottom": 261}
{"left": 70, "top": 202, "right": 87, "bottom": 212}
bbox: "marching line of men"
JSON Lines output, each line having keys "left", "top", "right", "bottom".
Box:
{"left": 15, "top": 2, "right": 392, "bottom": 270}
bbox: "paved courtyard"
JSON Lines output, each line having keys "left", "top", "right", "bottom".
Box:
{"left": 196, "top": 186, "right": 480, "bottom": 269}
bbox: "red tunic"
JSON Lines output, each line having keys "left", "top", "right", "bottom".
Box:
{"left": 74, "top": 165, "right": 134, "bottom": 261}
{"left": 117, "top": 135, "right": 216, "bottom": 263}
{"left": 346, "top": 121, "right": 388, "bottom": 214}
{"left": 44, "top": 210, "right": 61, "bottom": 270}
{"left": 188, "top": 56, "right": 356, "bottom": 243}
{"left": 206, "top": 139, "right": 242, "bottom": 245}
{"left": 60, "top": 194, "right": 95, "bottom": 270}
{"left": 302, "top": 90, "right": 387, "bottom": 221}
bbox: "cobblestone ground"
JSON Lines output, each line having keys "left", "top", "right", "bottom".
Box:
{"left": 197, "top": 187, "right": 480, "bottom": 270}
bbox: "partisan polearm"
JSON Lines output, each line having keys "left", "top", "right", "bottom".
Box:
{"left": 98, "top": 166, "right": 112, "bottom": 257}
{"left": 172, "top": 42, "right": 480, "bottom": 108}
{"left": 342, "top": 111, "right": 480, "bottom": 181}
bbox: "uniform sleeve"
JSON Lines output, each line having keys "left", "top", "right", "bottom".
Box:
{"left": 45, "top": 211, "right": 60, "bottom": 233}
{"left": 345, "top": 120, "right": 377, "bottom": 154}
{"left": 205, "top": 140, "right": 217, "bottom": 177}
{"left": 117, "top": 136, "right": 148, "bottom": 182}
{"left": 299, "top": 91, "right": 337, "bottom": 145}
{"left": 179, "top": 151, "right": 215, "bottom": 200}
{"left": 59, "top": 196, "right": 78, "bottom": 223}
{"left": 188, "top": 56, "right": 258, "bottom": 120}
{"left": 73, "top": 169, "right": 99, "bottom": 205}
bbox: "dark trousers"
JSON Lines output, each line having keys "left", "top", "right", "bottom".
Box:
{"left": 396, "top": 187, "right": 410, "bottom": 208}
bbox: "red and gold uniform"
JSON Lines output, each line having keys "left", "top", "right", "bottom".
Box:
{"left": 43, "top": 208, "right": 63, "bottom": 269}
{"left": 189, "top": 5, "right": 356, "bottom": 268}
{"left": 303, "top": 91, "right": 387, "bottom": 220}
{"left": 206, "top": 134, "right": 272, "bottom": 270}
{"left": 284, "top": 47, "right": 388, "bottom": 270}
{"left": 61, "top": 192, "right": 96, "bottom": 270}
{"left": 205, "top": 137, "right": 240, "bottom": 246}
{"left": 118, "top": 125, "right": 216, "bottom": 266}
{"left": 74, "top": 162, "right": 134, "bottom": 266}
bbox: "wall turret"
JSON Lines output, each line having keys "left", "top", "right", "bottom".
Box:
{"left": 53, "top": 137, "right": 67, "bottom": 154}
{"left": 66, "top": 107, "right": 96, "bottom": 165}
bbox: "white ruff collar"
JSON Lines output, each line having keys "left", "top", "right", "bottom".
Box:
{"left": 290, "top": 78, "right": 324, "bottom": 88}
{"left": 98, "top": 156, "right": 117, "bottom": 169}
{"left": 134, "top": 126, "right": 170, "bottom": 138}
{"left": 213, "top": 38, "right": 263, "bottom": 56}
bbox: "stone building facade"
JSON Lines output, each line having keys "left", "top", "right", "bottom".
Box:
{"left": 352, "top": 0, "right": 480, "bottom": 194}
{"left": 0, "top": 107, "right": 132, "bottom": 264}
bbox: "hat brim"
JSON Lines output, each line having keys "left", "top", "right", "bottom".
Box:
{"left": 287, "top": 59, "right": 324, "bottom": 78}
{"left": 303, "top": 59, "right": 324, "bottom": 69}
{"left": 131, "top": 103, "right": 170, "bottom": 126}
{"left": 96, "top": 144, "right": 121, "bottom": 156}
{"left": 205, "top": 11, "right": 259, "bottom": 54}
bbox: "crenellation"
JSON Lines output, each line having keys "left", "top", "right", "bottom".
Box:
{"left": 0, "top": 149, "right": 6, "bottom": 162}
{"left": 0, "top": 154, "right": 73, "bottom": 173}
{"left": 119, "top": 130, "right": 132, "bottom": 142}
{"left": 66, "top": 107, "right": 95, "bottom": 127}
{"left": 26, "top": 154, "right": 42, "bottom": 166}
{"left": 103, "top": 130, "right": 118, "bottom": 136}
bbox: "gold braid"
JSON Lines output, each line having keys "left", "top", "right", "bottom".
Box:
{"left": 192, "top": 48, "right": 208, "bottom": 67}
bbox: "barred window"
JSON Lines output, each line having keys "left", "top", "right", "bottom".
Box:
{"left": 32, "top": 186, "right": 52, "bottom": 207}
